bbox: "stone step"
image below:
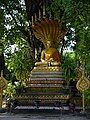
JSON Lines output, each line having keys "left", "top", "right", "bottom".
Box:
{"left": 27, "top": 80, "right": 64, "bottom": 84}
{"left": 16, "top": 93, "right": 69, "bottom": 101}
{"left": 29, "top": 78, "right": 64, "bottom": 81}
{"left": 31, "top": 71, "right": 63, "bottom": 75}
{"left": 16, "top": 92, "right": 69, "bottom": 95}
{"left": 12, "top": 106, "right": 70, "bottom": 114}
{"left": 30, "top": 74, "right": 63, "bottom": 78}
{"left": 14, "top": 97, "right": 69, "bottom": 107}
{"left": 14, "top": 106, "right": 69, "bottom": 110}
{"left": 27, "top": 84, "right": 63, "bottom": 87}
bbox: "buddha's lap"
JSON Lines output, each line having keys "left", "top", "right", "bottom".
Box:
{"left": 35, "top": 61, "right": 60, "bottom": 66}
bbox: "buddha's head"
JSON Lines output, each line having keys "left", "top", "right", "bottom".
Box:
{"left": 46, "top": 41, "right": 54, "bottom": 49}
{"left": 46, "top": 41, "right": 51, "bottom": 48}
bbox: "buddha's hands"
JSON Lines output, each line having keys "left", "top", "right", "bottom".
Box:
{"left": 48, "top": 58, "right": 54, "bottom": 62}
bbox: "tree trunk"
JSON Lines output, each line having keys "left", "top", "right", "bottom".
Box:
{"left": 24, "top": 0, "right": 52, "bottom": 60}
{"left": 0, "top": 53, "right": 5, "bottom": 77}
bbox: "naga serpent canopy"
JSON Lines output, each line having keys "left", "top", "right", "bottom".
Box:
{"left": 32, "top": 18, "right": 66, "bottom": 49}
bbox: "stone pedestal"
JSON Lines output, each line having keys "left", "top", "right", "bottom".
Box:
{"left": 15, "top": 65, "right": 70, "bottom": 107}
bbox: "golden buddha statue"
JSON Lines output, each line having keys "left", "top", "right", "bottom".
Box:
{"left": 41, "top": 41, "right": 60, "bottom": 62}
{"left": 39, "top": 41, "right": 60, "bottom": 66}
{"left": 32, "top": 18, "right": 66, "bottom": 66}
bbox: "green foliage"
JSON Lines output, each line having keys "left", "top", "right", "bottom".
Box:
{"left": 75, "top": 27, "right": 90, "bottom": 75}
{"left": 79, "top": 89, "right": 90, "bottom": 107}
{"left": 47, "top": 0, "right": 90, "bottom": 23}
{"left": 84, "top": 89, "right": 90, "bottom": 100}
{"left": 0, "top": 0, "right": 28, "bottom": 49}
{"left": 86, "top": 57, "right": 90, "bottom": 74}
{"left": 47, "top": 0, "right": 90, "bottom": 48}
{"left": 62, "top": 52, "right": 77, "bottom": 86}
{"left": 3, "top": 82, "right": 16, "bottom": 100}
{"left": 0, "top": 0, "right": 34, "bottom": 83}
{"left": 47, "top": 0, "right": 90, "bottom": 76}
{"left": 6, "top": 44, "right": 34, "bottom": 84}
{"left": 0, "top": 3, "right": 5, "bottom": 39}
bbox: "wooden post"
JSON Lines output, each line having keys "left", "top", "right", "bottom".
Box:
{"left": 82, "top": 91, "right": 85, "bottom": 113}
{"left": 76, "top": 67, "right": 90, "bottom": 114}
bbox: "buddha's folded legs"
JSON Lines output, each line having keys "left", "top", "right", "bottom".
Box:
{"left": 35, "top": 61, "right": 60, "bottom": 67}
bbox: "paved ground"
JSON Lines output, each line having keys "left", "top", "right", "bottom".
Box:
{"left": 0, "top": 112, "right": 89, "bottom": 120}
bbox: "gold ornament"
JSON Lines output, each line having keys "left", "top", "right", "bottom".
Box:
{"left": 0, "top": 73, "right": 7, "bottom": 108}
{"left": 0, "top": 76, "right": 7, "bottom": 90}
{"left": 76, "top": 68, "right": 82, "bottom": 80}
{"left": 76, "top": 75, "right": 90, "bottom": 91}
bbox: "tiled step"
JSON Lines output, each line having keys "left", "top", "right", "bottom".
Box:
{"left": 29, "top": 78, "right": 64, "bottom": 81}
{"left": 31, "top": 71, "right": 63, "bottom": 75}
{"left": 30, "top": 74, "right": 63, "bottom": 78}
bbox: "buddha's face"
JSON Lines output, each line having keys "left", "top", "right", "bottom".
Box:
{"left": 47, "top": 41, "right": 51, "bottom": 48}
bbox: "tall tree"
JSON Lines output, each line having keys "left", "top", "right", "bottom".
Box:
{"left": 0, "top": 39, "right": 5, "bottom": 76}
{"left": 0, "top": 0, "right": 51, "bottom": 61}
